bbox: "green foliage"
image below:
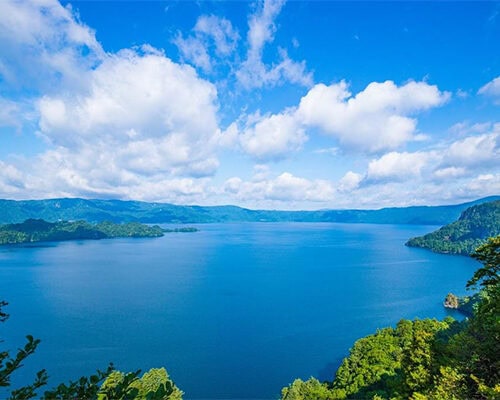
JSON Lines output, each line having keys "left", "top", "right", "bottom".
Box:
{"left": 280, "top": 378, "right": 336, "bottom": 400}
{"left": 0, "top": 302, "right": 48, "bottom": 400}
{"left": 99, "top": 368, "right": 183, "bottom": 400}
{"left": 332, "top": 326, "right": 403, "bottom": 398}
{"left": 0, "top": 219, "right": 165, "bottom": 245}
{"left": 468, "top": 235, "right": 500, "bottom": 289}
{"left": 406, "top": 201, "right": 500, "bottom": 255}
{"left": 42, "top": 364, "right": 117, "bottom": 400}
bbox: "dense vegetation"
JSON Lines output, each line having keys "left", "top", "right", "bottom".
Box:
{"left": 0, "top": 196, "right": 497, "bottom": 225}
{"left": 406, "top": 200, "right": 500, "bottom": 255}
{"left": 281, "top": 236, "right": 500, "bottom": 399}
{"left": 0, "top": 219, "right": 165, "bottom": 245}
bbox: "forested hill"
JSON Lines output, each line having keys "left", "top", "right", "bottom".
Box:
{"left": 0, "top": 196, "right": 498, "bottom": 225}
{"left": 406, "top": 200, "right": 500, "bottom": 255}
{"left": 0, "top": 219, "right": 164, "bottom": 245}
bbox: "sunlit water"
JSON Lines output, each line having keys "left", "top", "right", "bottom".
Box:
{"left": 0, "top": 223, "right": 478, "bottom": 399}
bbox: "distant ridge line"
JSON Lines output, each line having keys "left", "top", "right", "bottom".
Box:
{"left": 0, "top": 196, "right": 499, "bottom": 225}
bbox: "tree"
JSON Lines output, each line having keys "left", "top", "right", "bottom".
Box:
{"left": 467, "top": 235, "right": 500, "bottom": 289}
{"left": 280, "top": 378, "right": 335, "bottom": 400}
{"left": 0, "top": 301, "right": 48, "bottom": 400}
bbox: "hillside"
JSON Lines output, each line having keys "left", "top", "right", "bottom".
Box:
{"left": 406, "top": 200, "right": 500, "bottom": 255}
{"left": 0, "top": 196, "right": 498, "bottom": 225}
{"left": 0, "top": 219, "right": 164, "bottom": 245}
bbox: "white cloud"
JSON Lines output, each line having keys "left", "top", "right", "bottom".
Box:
{"left": 338, "top": 171, "right": 362, "bottom": 192}
{"left": 37, "top": 47, "right": 221, "bottom": 178}
{"left": 252, "top": 164, "right": 271, "bottom": 181}
{"left": 448, "top": 121, "right": 492, "bottom": 136}
{"left": 478, "top": 76, "right": 500, "bottom": 104}
{"left": 223, "top": 171, "right": 335, "bottom": 204}
{"left": 366, "top": 151, "right": 434, "bottom": 182}
{"left": 0, "top": 161, "right": 25, "bottom": 194}
{"left": 444, "top": 128, "right": 499, "bottom": 168}
{"left": 433, "top": 167, "right": 466, "bottom": 180}
{"left": 0, "top": 1, "right": 226, "bottom": 203}
{"left": 234, "top": 79, "right": 450, "bottom": 160}
{"left": 239, "top": 110, "right": 307, "bottom": 160}
{"left": 172, "top": 3, "right": 312, "bottom": 89}
{"left": 173, "top": 33, "right": 212, "bottom": 72}
{"left": 0, "top": 0, "right": 103, "bottom": 92}
{"left": 247, "top": 0, "right": 285, "bottom": 57}
{"left": 174, "top": 15, "right": 240, "bottom": 73}
{"left": 236, "top": 0, "right": 313, "bottom": 89}
{"left": 194, "top": 15, "right": 240, "bottom": 57}
{"left": 464, "top": 174, "right": 500, "bottom": 193}
{"left": 297, "top": 80, "right": 450, "bottom": 152}
{"left": 0, "top": 98, "right": 24, "bottom": 132}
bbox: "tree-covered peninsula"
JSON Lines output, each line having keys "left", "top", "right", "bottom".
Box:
{"left": 0, "top": 219, "right": 168, "bottom": 245}
{"left": 406, "top": 200, "right": 500, "bottom": 255}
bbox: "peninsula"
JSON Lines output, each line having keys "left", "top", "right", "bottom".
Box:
{"left": 0, "top": 219, "right": 191, "bottom": 245}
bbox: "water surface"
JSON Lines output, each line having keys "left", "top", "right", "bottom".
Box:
{"left": 0, "top": 223, "right": 478, "bottom": 399}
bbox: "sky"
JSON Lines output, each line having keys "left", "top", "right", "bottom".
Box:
{"left": 0, "top": 0, "right": 499, "bottom": 210}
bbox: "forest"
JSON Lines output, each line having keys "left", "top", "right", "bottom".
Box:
{"left": 406, "top": 200, "right": 500, "bottom": 255}
{"left": 0, "top": 219, "right": 164, "bottom": 245}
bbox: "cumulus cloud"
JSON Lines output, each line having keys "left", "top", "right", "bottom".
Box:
{"left": 36, "top": 47, "right": 221, "bottom": 178}
{"left": 223, "top": 171, "right": 335, "bottom": 205}
{"left": 235, "top": 79, "right": 449, "bottom": 159}
{"left": 0, "top": 1, "right": 225, "bottom": 202}
{"left": 443, "top": 126, "right": 499, "bottom": 168}
{"left": 238, "top": 110, "right": 307, "bottom": 160}
{"left": 335, "top": 122, "right": 500, "bottom": 207}
{"left": 338, "top": 171, "right": 363, "bottom": 192}
{"left": 0, "top": 0, "right": 102, "bottom": 92}
{"left": 236, "top": 0, "right": 313, "bottom": 89}
{"left": 366, "top": 151, "right": 435, "bottom": 182}
{"left": 297, "top": 80, "right": 450, "bottom": 152}
{"left": 478, "top": 76, "right": 500, "bottom": 104}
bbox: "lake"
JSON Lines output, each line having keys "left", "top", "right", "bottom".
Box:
{"left": 0, "top": 223, "right": 479, "bottom": 399}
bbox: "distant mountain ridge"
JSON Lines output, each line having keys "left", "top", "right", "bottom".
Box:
{"left": 1, "top": 196, "right": 498, "bottom": 225}
{"left": 405, "top": 200, "right": 500, "bottom": 255}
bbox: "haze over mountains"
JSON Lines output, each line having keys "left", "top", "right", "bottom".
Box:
{"left": 1, "top": 196, "right": 498, "bottom": 225}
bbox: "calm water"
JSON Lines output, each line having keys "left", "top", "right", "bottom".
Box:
{"left": 0, "top": 223, "right": 478, "bottom": 399}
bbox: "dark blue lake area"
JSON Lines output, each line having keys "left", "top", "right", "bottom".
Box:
{"left": 0, "top": 223, "right": 479, "bottom": 399}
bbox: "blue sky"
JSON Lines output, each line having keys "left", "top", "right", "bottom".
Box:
{"left": 0, "top": 0, "right": 499, "bottom": 209}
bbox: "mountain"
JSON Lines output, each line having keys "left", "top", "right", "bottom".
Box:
{"left": 0, "top": 196, "right": 498, "bottom": 225}
{"left": 405, "top": 200, "right": 500, "bottom": 255}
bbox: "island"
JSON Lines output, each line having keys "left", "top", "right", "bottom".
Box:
{"left": 0, "top": 219, "right": 197, "bottom": 245}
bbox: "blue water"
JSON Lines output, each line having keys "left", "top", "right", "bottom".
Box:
{"left": 0, "top": 223, "right": 478, "bottom": 399}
